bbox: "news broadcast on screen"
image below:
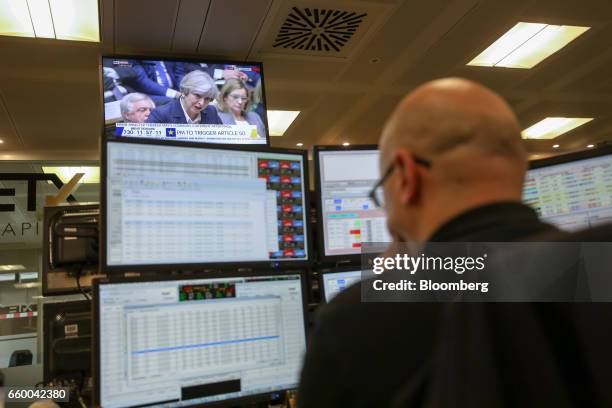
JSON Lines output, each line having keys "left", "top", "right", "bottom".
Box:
{"left": 102, "top": 57, "right": 268, "bottom": 145}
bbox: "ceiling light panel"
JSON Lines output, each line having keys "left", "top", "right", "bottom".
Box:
{"left": 49, "top": 0, "right": 99, "bottom": 42}
{"left": 521, "top": 117, "right": 593, "bottom": 139}
{"left": 0, "top": 264, "right": 26, "bottom": 271}
{"left": 27, "top": 0, "right": 55, "bottom": 38}
{"left": 0, "top": 0, "right": 34, "bottom": 37}
{"left": 0, "top": 0, "right": 99, "bottom": 42}
{"left": 267, "top": 111, "right": 300, "bottom": 136}
{"left": 468, "top": 22, "right": 590, "bottom": 69}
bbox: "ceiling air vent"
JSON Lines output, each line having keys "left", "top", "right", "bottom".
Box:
{"left": 273, "top": 7, "right": 367, "bottom": 52}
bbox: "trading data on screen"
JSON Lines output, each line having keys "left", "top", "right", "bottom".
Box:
{"left": 318, "top": 149, "right": 391, "bottom": 257}
{"left": 106, "top": 141, "right": 308, "bottom": 266}
{"left": 322, "top": 270, "right": 362, "bottom": 302}
{"left": 524, "top": 154, "right": 612, "bottom": 231}
{"left": 98, "top": 275, "right": 306, "bottom": 408}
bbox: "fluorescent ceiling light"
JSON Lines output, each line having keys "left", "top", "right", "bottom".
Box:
{"left": 468, "top": 22, "right": 590, "bottom": 69}
{"left": 0, "top": 1, "right": 33, "bottom": 37}
{"left": 20, "top": 272, "right": 38, "bottom": 281}
{"left": 28, "top": 0, "right": 55, "bottom": 38}
{"left": 43, "top": 166, "right": 100, "bottom": 184}
{"left": 267, "top": 111, "right": 300, "bottom": 136}
{"left": 0, "top": 273, "right": 15, "bottom": 282}
{"left": 0, "top": 264, "right": 26, "bottom": 271}
{"left": 0, "top": 0, "right": 99, "bottom": 42}
{"left": 521, "top": 117, "right": 593, "bottom": 139}
{"left": 14, "top": 282, "right": 40, "bottom": 289}
{"left": 587, "top": 144, "right": 595, "bottom": 148}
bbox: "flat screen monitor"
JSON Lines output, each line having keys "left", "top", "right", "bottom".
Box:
{"left": 524, "top": 146, "right": 612, "bottom": 231}
{"left": 102, "top": 56, "right": 268, "bottom": 145}
{"left": 101, "top": 136, "right": 310, "bottom": 273}
{"left": 320, "top": 269, "right": 362, "bottom": 303}
{"left": 314, "top": 145, "right": 392, "bottom": 263}
{"left": 94, "top": 272, "right": 307, "bottom": 408}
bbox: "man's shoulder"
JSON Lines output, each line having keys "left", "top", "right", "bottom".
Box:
{"left": 148, "top": 100, "right": 180, "bottom": 122}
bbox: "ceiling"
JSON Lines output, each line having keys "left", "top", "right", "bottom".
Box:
{"left": 0, "top": 0, "right": 611, "bottom": 161}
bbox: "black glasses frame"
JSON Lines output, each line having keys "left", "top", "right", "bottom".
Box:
{"left": 368, "top": 155, "right": 431, "bottom": 208}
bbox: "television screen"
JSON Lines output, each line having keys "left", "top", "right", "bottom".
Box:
{"left": 102, "top": 57, "right": 268, "bottom": 145}
{"left": 102, "top": 136, "right": 310, "bottom": 273}
{"left": 524, "top": 147, "right": 612, "bottom": 231}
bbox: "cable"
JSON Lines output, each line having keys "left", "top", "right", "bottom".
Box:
{"left": 74, "top": 265, "right": 91, "bottom": 301}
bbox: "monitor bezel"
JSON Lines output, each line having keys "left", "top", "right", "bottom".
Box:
{"left": 528, "top": 145, "right": 612, "bottom": 170}
{"left": 100, "top": 54, "right": 271, "bottom": 147}
{"left": 317, "top": 266, "right": 364, "bottom": 304}
{"left": 92, "top": 270, "right": 310, "bottom": 408}
{"left": 100, "top": 134, "right": 312, "bottom": 274}
{"left": 313, "top": 144, "right": 382, "bottom": 266}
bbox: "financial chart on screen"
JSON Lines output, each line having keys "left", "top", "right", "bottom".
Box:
{"left": 317, "top": 148, "right": 391, "bottom": 257}
{"left": 524, "top": 154, "right": 612, "bottom": 231}
{"left": 97, "top": 274, "right": 306, "bottom": 408}
{"left": 105, "top": 140, "right": 308, "bottom": 267}
{"left": 321, "top": 270, "right": 362, "bottom": 302}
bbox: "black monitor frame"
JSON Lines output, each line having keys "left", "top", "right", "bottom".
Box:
{"left": 100, "top": 54, "right": 270, "bottom": 147}
{"left": 313, "top": 144, "right": 382, "bottom": 266}
{"left": 528, "top": 145, "right": 612, "bottom": 170}
{"left": 101, "top": 135, "right": 312, "bottom": 274}
{"left": 93, "top": 270, "right": 310, "bottom": 408}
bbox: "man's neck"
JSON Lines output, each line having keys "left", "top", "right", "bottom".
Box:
{"left": 412, "top": 189, "right": 523, "bottom": 242}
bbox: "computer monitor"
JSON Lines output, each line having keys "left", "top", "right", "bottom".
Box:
{"left": 524, "top": 145, "right": 612, "bottom": 231}
{"left": 93, "top": 272, "right": 308, "bottom": 408}
{"left": 320, "top": 269, "right": 362, "bottom": 303}
{"left": 102, "top": 56, "right": 269, "bottom": 145}
{"left": 101, "top": 136, "right": 310, "bottom": 273}
{"left": 314, "top": 145, "right": 392, "bottom": 264}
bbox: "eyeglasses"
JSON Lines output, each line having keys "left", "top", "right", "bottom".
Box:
{"left": 368, "top": 155, "right": 431, "bottom": 208}
{"left": 228, "top": 94, "right": 249, "bottom": 102}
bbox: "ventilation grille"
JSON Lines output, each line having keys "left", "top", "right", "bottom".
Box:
{"left": 273, "top": 7, "right": 367, "bottom": 52}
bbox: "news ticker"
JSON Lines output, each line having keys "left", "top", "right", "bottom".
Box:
{"left": 115, "top": 123, "right": 266, "bottom": 144}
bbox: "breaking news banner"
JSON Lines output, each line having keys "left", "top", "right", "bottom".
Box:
{"left": 115, "top": 123, "right": 266, "bottom": 144}
{"left": 359, "top": 242, "right": 612, "bottom": 302}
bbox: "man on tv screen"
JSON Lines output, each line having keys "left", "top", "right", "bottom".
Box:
{"left": 120, "top": 93, "right": 155, "bottom": 123}
{"left": 146, "top": 70, "right": 222, "bottom": 125}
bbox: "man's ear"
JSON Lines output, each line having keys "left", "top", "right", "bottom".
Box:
{"left": 395, "top": 150, "right": 420, "bottom": 205}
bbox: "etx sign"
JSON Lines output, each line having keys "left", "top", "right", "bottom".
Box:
{"left": 0, "top": 173, "right": 77, "bottom": 211}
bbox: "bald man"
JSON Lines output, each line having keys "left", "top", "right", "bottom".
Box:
{"left": 377, "top": 77, "right": 538, "bottom": 242}
{"left": 297, "top": 79, "right": 558, "bottom": 408}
